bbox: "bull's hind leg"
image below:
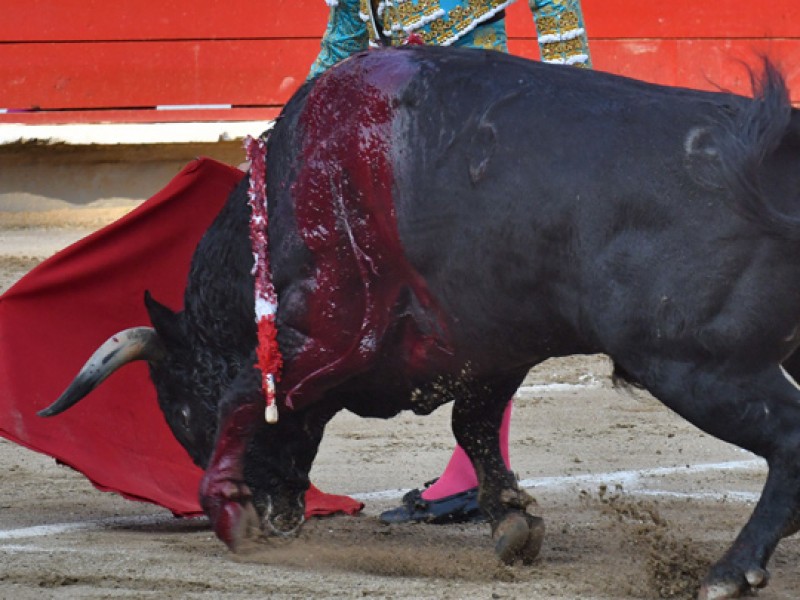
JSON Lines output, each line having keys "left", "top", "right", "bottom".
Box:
{"left": 633, "top": 359, "right": 800, "bottom": 600}
{"left": 450, "top": 369, "right": 544, "bottom": 564}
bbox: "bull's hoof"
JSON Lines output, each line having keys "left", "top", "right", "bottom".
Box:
{"left": 520, "top": 514, "right": 546, "bottom": 564}
{"left": 199, "top": 477, "right": 262, "bottom": 552}
{"left": 263, "top": 510, "right": 305, "bottom": 538}
{"left": 258, "top": 491, "right": 306, "bottom": 538}
{"left": 215, "top": 500, "right": 263, "bottom": 553}
{"left": 698, "top": 566, "right": 769, "bottom": 600}
{"left": 493, "top": 512, "right": 545, "bottom": 565}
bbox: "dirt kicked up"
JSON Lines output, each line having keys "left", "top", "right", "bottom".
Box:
{"left": 1, "top": 212, "right": 799, "bottom": 599}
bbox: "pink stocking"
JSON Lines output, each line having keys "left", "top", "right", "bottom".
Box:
{"left": 421, "top": 400, "right": 513, "bottom": 501}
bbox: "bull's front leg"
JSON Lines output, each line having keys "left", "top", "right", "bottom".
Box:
{"left": 451, "top": 370, "right": 544, "bottom": 564}
{"left": 198, "top": 368, "right": 264, "bottom": 552}
{"left": 199, "top": 366, "right": 341, "bottom": 552}
{"left": 245, "top": 400, "right": 341, "bottom": 537}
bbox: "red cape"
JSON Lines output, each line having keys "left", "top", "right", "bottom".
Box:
{"left": 0, "top": 157, "right": 363, "bottom": 519}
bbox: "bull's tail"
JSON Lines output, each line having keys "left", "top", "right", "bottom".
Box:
{"left": 710, "top": 59, "right": 800, "bottom": 239}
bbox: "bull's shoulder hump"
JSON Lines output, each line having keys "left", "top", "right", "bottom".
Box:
{"left": 318, "top": 48, "right": 424, "bottom": 99}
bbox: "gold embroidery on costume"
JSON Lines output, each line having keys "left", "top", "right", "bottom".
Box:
{"left": 540, "top": 37, "right": 584, "bottom": 61}
{"left": 534, "top": 6, "right": 591, "bottom": 67}
{"left": 471, "top": 27, "right": 498, "bottom": 50}
{"left": 363, "top": 0, "right": 511, "bottom": 47}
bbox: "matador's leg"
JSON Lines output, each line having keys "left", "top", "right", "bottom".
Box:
{"left": 530, "top": 0, "right": 592, "bottom": 69}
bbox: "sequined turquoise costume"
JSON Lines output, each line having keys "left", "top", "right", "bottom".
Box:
{"left": 309, "top": 0, "right": 512, "bottom": 79}
{"left": 530, "top": 0, "right": 591, "bottom": 68}
{"left": 308, "top": 0, "right": 591, "bottom": 77}
{"left": 309, "top": 0, "right": 372, "bottom": 79}
{"left": 364, "top": 0, "right": 513, "bottom": 47}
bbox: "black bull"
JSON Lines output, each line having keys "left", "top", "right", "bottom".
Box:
{"left": 41, "top": 46, "right": 800, "bottom": 599}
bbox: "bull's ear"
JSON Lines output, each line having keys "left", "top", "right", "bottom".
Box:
{"left": 144, "top": 291, "right": 186, "bottom": 348}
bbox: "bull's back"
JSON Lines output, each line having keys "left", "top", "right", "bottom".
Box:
{"left": 371, "top": 48, "right": 759, "bottom": 357}
{"left": 269, "top": 45, "right": 800, "bottom": 379}
{"left": 385, "top": 47, "right": 800, "bottom": 365}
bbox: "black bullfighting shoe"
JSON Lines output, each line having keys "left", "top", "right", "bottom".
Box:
{"left": 379, "top": 481, "right": 486, "bottom": 525}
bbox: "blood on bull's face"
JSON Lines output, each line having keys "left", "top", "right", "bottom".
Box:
{"left": 40, "top": 45, "right": 800, "bottom": 600}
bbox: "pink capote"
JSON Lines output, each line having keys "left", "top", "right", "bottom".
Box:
{"left": 0, "top": 157, "right": 363, "bottom": 519}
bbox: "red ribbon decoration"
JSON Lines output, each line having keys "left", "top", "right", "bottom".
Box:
{"left": 245, "top": 135, "right": 283, "bottom": 423}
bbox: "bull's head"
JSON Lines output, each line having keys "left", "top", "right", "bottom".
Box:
{"left": 37, "top": 291, "right": 218, "bottom": 468}
{"left": 38, "top": 291, "right": 316, "bottom": 541}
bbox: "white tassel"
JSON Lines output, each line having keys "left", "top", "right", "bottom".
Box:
{"left": 265, "top": 374, "right": 278, "bottom": 424}
{"left": 266, "top": 403, "right": 279, "bottom": 424}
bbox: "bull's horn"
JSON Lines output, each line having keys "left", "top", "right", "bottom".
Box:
{"left": 38, "top": 327, "right": 162, "bottom": 417}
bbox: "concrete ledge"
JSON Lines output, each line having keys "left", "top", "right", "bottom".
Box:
{"left": 0, "top": 121, "right": 272, "bottom": 146}
{"left": 0, "top": 121, "right": 270, "bottom": 211}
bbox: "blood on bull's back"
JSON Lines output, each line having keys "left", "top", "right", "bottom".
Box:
{"left": 285, "top": 46, "right": 800, "bottom": 376}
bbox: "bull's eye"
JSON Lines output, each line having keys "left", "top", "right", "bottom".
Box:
{"left": 180, "top": 405, "right": 191, "bottom": 427}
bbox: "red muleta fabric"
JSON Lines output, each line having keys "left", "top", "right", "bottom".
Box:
{"left": 0, "top": 157, "right": 363, "bottom": 519}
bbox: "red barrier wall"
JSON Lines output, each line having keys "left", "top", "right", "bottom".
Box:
{"left": 1, "top": 1, "right": 798, "bottom": 123}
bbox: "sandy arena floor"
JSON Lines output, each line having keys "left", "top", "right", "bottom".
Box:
{"left": 1, "top": 210, "right": 799, "bottom": 599}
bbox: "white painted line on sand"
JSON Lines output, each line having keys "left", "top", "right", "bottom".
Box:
{"left": 517, "top": 381, "right": 600, "bottom": 394}
{"left": 0, "top": 458, "right": 766, "bottom": 544}
{"left": 634, "top": 489, "right": 761, "bottom": 503}
{"left": 352, "top": 458, "right": 765, "bottom": 501}
{"left": 0, "top": 514, "right": 199, "bottom": 541}
{"left": 0, "top": 522, "right": 93, "bottom": 540}
{"left": 516, "top": 458, "right": 765, "bottom": 492}
{"left": 0, "top": 544, "right": 82, "bottom": 553}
